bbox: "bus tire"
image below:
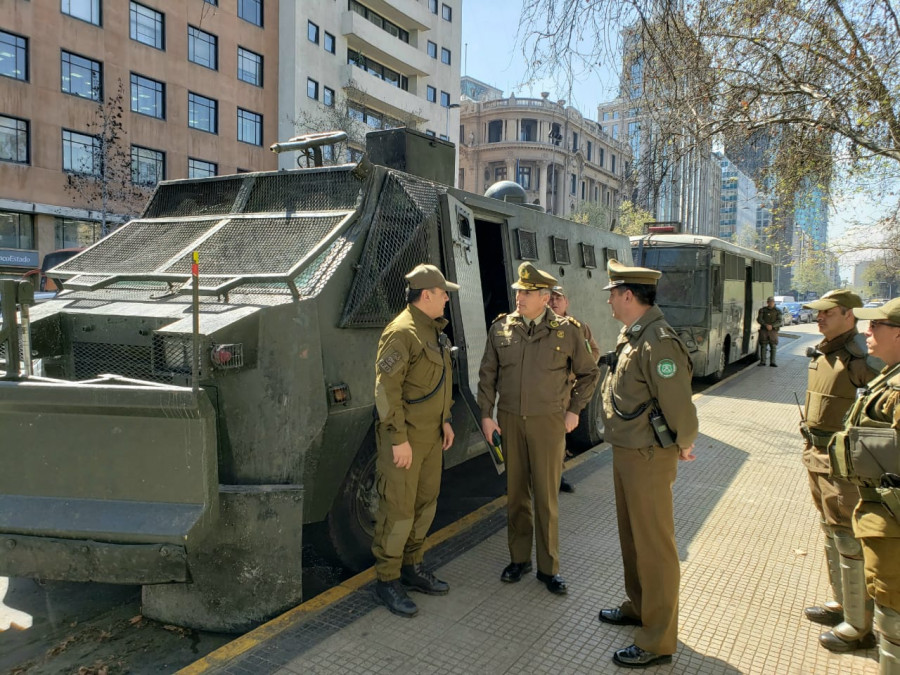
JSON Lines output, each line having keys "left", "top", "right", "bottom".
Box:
{"left": 568, "top": 375, "right": 606, "bottom": 450}
{"left": 324, "top": 430, "right": 378, "bottom": 573}
{"left": 708, "top": 342, "right": 729, "bottom": 382}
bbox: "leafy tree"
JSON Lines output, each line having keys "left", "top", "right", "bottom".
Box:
{"left": 615, "top": 199, "right": 655, "bottom": 236}
{"left": 569, "top": 202, "right": 614, "bottom": 230}
{"left": 63, "top": 79, "right": 150, "bottom": 236}
{"left": 861, "top": 256, "right": 900, "bottom": 298}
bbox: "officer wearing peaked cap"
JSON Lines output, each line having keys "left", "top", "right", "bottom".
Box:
{"left": 371, "top": 263, "right": 458, "bottom": 618}
{"left": 799, "top": 289, "right": 881, "bottom": 653}
{"left": 598, "top": 259, "right": 699, "bottom": 669}
{"left": 757, "top": 296, "right": 783, "bottom": 366}
{"left": 477, "top": 262, "right": 600, "bottom": 595}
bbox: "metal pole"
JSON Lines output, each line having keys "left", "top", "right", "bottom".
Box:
{"left": 192, "top": 250, "right": 200, "bottom": 395}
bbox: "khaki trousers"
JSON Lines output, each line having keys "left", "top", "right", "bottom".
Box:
{"left": 498, "top": 411, "right": 566, "bottom": 575}
{"left": 613, "top": 445, "right": 680, "bottom": 655}
{"left": 807, "top": 467, "right": 859, "bottom": 527}
{"left": 860, "top": 537, "right": 900, "bottom": 612}
{"left": 371, "top": 427, "right": 443, "bottom": 581}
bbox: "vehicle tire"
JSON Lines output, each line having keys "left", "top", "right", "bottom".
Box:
{"left": 324, "top": 430, "right": 379, "bottom": 573}
{"left": 708, "top": 341, "right": 728, "bottom": 382}
{"left": 568, "top": 372, "right": 606, "bottom": 450}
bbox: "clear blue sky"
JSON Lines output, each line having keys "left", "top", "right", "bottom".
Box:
{"left": 461, "top": 2, "right": 620, "bottom": 119}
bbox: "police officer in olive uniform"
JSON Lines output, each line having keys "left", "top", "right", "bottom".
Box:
{"left": 598, "top": 259, "right": 699, "bottom": 670}
{"left": 372, "top": 264, "right": 458, "bottom": 618}
{"left": 757, "top": 296, "right": 783, "bottom": 367}
{"left": 800, "top": 290, "right": 881, "bottom": 653}
{"left": 549, "top": 284, "right": 601, "bottom": 494}
{"left": 477, "top": 263, "right": 600, "bottom": 595}
{"left": 829, "top": 298, "right": 900, "bottom": 674}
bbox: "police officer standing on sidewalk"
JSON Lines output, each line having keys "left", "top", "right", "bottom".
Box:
{"left": 829, "top": 298, "right": 900, "bottom": 674}
{"left": 757, "top": 296, "right": 783, "bottom": 367}
{"left": 800, "top": 290, "right": 880, "bottom": 652}
{"left": 371, "top": 264, "right": 458, "bottom": 618}
{"left": 549, "top": 284, "right": 601, "bottom": 494}
{"left": 477, "top": 263, "right": 600, "bottom": 595}
{"left": 597, "top": 259, "right": 699, "bottom": 669}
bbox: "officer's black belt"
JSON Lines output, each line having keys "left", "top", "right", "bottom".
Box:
{"left": 612, "top": 397, "right": 652, "bottom": 421}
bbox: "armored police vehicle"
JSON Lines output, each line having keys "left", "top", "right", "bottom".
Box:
{"left": 0, "top": 129, "right": 632, "bottom": 631}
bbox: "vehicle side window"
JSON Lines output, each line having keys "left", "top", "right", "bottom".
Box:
{"left": 710, "top": 265, "right": 722, "bottom": 311}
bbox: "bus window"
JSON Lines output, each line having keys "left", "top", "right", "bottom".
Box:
{"left": 711, "top": 266, "right": 722, "bottom": 311}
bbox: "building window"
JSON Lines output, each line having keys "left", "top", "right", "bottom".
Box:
{"left": 0, "top": 116, "right": 29, "bottom": 164}
{"left": 602, "top": 112, "right": 609, "bottom": 121}
{"left": 62, "top": 129, "right": 100, "bottom": 175}
{"left": 188, "top": 26, "right": 217, "bottom": 70}
{"left": 61, "top": 51, "right": 102, "bottom": 100}
{"left": 347, "top": 103, "right": 401, "bottom": 131}
{"left": 581, "top": 181, "right": 586, "bottom": 199}
{"left": 62, "top": 0, "right": 101, "bottom": 26}
{"left": 440, "top": 91, "right": 450, "bottom": 107}
{"left": 427, "top": 85, "right": 436, "bottom": 103}
{"left": 188, "top": 158, "right": 217, "bottom": 178}
{"left": 441, "top": 47, "right": 451, "bottom": 65}
{"left": 323, "top": 86, "right": 335, "bottom": 107}
{"left": 611, "top": 154, "right": 617, "bottom": 173}
{"left": 349, "top": 1, "right": 409, "bottom": 42}
{"left": 458, "top": 168, "right": 464, "bottom": 189}
{"left": 572, "top": 131, "right": 579, "bottom": 151}
{"left": 0, "top": 212, "right": 34, "bottom": 250}
{"left": 0, "top": 31, "right": 27, "bottom": 82}
{"left": 307, "top": 78, "right": 318, "bottom": 100}
{"left": 188, "top": 92, "right": 217, "bottom": 133}
{"left": 237, "top": 108, "right": 262, "bottom": 145}
{"left": 550, "top": 122, "right": 562, "bottom": 145}
{"left": 442, "top": 3, "right": 452, "bottom": 20}
{"left": 598, "top": 147, "right": 604, "bottom": 168}
{"left": 494, "top": 166, "right": 507, "bottom": 182}
{"left": 586, "top": 140, "right": 592, "bottom": 162}
{"left": 324, "top": 31, "right": 335, "bottom": 54}
{"left": 55, "top": 217, "right": 100, "bottom": 249}
{"left": 205, "top": 0, "right": 218, "bottom": 5}
{"left": 429, "top": 0, "right": 438, "bottom": 13}
{"left": 427, "top": 41, "right": 437, "bottom": 58}
{"left": 488, "top": 120, "right": 502, "bottom": 143}
{"left": 238, "top": 0, "right": 262, "bottom": 26}
{"left": 237, "top": 47, "right": 263, "bottom": 86}
{"left": 570, "top": 173, "right": 576, "bottom": 195}
{"left": 517, "top": 166, "right": 532, "bottom": 190}
{"left": 131, "top": 145, "right": 164, "bottom": 186}
{"left": 611, "top": 124, "right": 619, "bottom": 140}
{"left": 347, "top": 49, "right": 408, "bottom": 90}
{"left": 520, "top": 119, "right": 536, "bottom": 142}
{"left": 130, "top": 73, "right": 165, "bottom": 119}
{"left": 130, "top": 2, "right": 165, "bottom": 50}
{"left": 308, "top": 20, "right": 319, "bottom": 44}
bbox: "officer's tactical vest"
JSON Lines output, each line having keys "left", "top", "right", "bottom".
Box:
{"left": 806, "top": 333, "right": 868, "bottom": 434}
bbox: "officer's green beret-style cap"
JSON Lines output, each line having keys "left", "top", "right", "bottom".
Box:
{"left": 511, "top": 262, "right": 557, "bottom": 290}
{"left": 803, "top": 289, "right": 863, "bottom": 311}
{"left": 854, "top": 297, "right": 900, "bottom": 324}
{"left": 603, "top": 259, "right": 662, "bottom": 290}
{"left": 405, "top": 263, "right": 460, "bottom": 291}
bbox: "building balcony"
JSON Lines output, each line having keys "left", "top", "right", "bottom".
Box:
{"left": 342, "top": 11, "right": 431, "bottom": 77}
{"left": 357, "top": 0, "right": 432, "bottom": 32}
{"left": 341, "top": 64, "right": 427, "bottom": 124}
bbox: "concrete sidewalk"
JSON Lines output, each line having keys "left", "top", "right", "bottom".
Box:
{"left": 184, "top": 324, "right": 879, "bottom": 675}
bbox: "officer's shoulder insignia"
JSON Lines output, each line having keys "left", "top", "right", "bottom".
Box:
{"left": 492, "top": 312, "right": 508, "bottom": 324}
{"left": 657, "top": 326, "right": 679, "bottom": 340}
{"left": 549, "top": 319, "right": 559, "bottom": 328}
{"left": 657, "top": 359, "right": 677, "bottom": 378}
{"left": 631, "top": 324, "right": 642, "bottom": 333}
{"left": 567, "top": 316, "right": 582, "bottom": 328}
{"left": 378, "top": 350, "right": 403, "bottom": 374}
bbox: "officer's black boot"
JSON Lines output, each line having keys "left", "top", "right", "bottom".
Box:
{"left": 375, "top": 579, "right": 419, "bottom": 617}
{"left": 769, "top": 344, "right": 778, "bottom": 367}
{"left": 757, "top": 343, "right": 766, "bottom": 366}
{"left": 400, "top": 563, "right": 449, "bottom": 595}
{"left": 560, "top": 475, "right": 575, "bottom": 493}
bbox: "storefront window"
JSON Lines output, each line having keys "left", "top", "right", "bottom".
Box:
{"left": 55, "top": 217, "right": 101, "bottom": 249}
{"left": 0, "top": 211, "right": 34, "bottom": 249}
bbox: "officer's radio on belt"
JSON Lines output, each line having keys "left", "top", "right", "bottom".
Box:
{"left": 649, "top": 405, "right": 676, "bottom": 448}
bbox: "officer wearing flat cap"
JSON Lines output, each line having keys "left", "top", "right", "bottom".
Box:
{"left": 477, "top": 262, "right": 600, "bottom": 595}
{"left": 799, "top": 289, "right": 881, "bottom": 653}
{"left": 372, "top": 263, "right": 458, "bottom": 618}
{"left": 757, "top": 296, "right": 783, "bottom": 366}
{"left": 598, "top": 259, "right": 698, "bottom": 669}
{"left": 549, "top": 284, "right": 601, "bottom": 493}
{"left": 828, "top": 297, "right": 900, "bottom": 673}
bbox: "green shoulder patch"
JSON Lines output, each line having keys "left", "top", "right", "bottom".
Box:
{"left": 657, "top": 359, "right": 677, "bottom": 378}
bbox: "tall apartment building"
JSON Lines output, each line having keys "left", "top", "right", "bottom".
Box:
{"left": 0, "top": 0, "right": 280, "bottom": 275}
{"left": 714, "top": 152, "right": 759, "bottom": 246}
{"left": 278, "top": 0, "right": 462, "bottom": 168}
{"left": 0, "top": 0, "right": 461, "bottom": 276}
{"left": 459, "top": 93, "right": 629, "bottom": 225}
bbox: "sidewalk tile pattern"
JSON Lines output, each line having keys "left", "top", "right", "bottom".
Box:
{"left": 213, "top": 326, "right": 880, "bottom": 674}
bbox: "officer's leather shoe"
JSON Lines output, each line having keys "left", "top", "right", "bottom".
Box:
{"left": 770, "top": 363, "right": 778, "bottom": 367}
{"left": 536, "top": 571, "right": 568, "bottom": 594}
{"left": 818, "top": 629, "right": 876, "bottom": 652}
{"left": 560, "top": 476, "right": 575, "bottom": 493}
{"left": 599, "top": 608, "right": 643, "bottom": 626}
{"left": 400, "top": 563, "right": 449, "bottom": 595}
{"left": 612, "top": 644, "right": 672, "bottom": 668}
{"left": 758, "top": 361, "right": 766, "bottom": 367}
{"left": 804, "top": 605, "right": 842, "bottom": 626}
{"left": 500, "top": 561, "right": 532, "bottom": 583}
{"left": 374, "top": 580, "right": 418, "bottom": 618}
